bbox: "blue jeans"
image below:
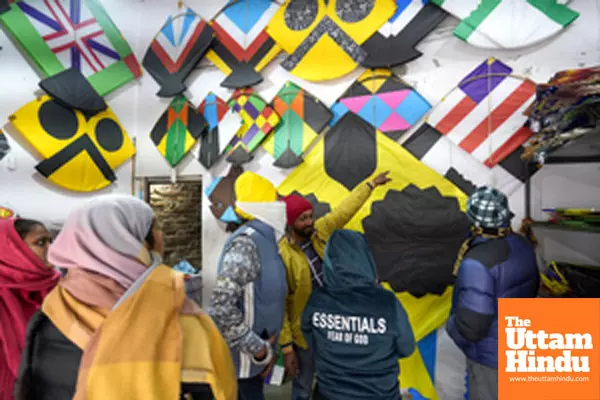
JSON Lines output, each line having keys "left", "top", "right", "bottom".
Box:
{"left": 291, "top": 345, "right": 315, "bottom": 400}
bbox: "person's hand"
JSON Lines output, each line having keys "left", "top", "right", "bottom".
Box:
{"left": 253, "top": 334, "right": 278, "bottom": 361}
{"left": 261, "top": 354, "right": 278, "bottom": 378}
{"left": 371, "top": 171, "right": 392, "bottom": 188}
{"left": 283, "top": 350, "right": 299, "bottom": 377}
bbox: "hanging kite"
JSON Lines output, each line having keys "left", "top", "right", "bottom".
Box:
{"left": 7, "top": 69, "right": 135, "bottom": 192}
{"left": 267, "top": 0, "right": 396, "bottom": 81}
{"left": 205, "top": 165, "right": 244, "bottom": 224}
{"left": 431, "top": 0, "right": 579, "bottom": 50}
{"left": 278, "top": 111, "right": 468, "bottom": 399}
{"left": 225, "top": 88, "right": 280, "bottom": 165}
{"left": 263, "top": 81, "right": 333, "bottom": 168}
{"left": 427, "top": 57, "right": 536, "bottom": 168}
{"left": 143, "top": 6, "right": 214, "bottom": 97}
{"left": 361, "top": 0, "right": 447, "bottom": 68}
{"left": 150, "top": 95, "right": 207, "bottom": 168}
{"left": 0, "top": 130, "right": 10, "bottom": 162}
{"left": 196, "top": 92, "right": 243, "bottom": 169}
{"left": 206, "top": 0, "right": 281, "bottom": 88}
{"left": 0, "top": 0, "right": 142, "bottom": 96}
{"left": 331, "top": 69, "right": 431, "bottom": 141}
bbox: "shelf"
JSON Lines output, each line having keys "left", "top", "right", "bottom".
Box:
{"left": 531, "top": 221, "right": 600, "bottom": 234}
{"left": 543, "top": 129, "right": 600, "bottom": 164}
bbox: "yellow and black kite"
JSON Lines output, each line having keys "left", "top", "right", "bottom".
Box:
{"left": 8, "top": 70, "right": 135, "bottom": 192}
{"left": 278, "top": 112, "right": 469, "bottom": 399}
{"left": 267, "top": 0, "right": 396, "bottom": 81}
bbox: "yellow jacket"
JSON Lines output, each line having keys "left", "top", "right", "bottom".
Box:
{"left": 279, "top": 183, "right": 373, "bottom": 350}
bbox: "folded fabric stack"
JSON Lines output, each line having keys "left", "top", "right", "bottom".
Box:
{"left": 522, "top": 66, "right": 600, "bottom": 163}
{"left": 543, "top": 208, "right": 600, "bottom": 229}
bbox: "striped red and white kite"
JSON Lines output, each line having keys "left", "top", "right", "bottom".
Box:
{"left": 427, "top": 57, "right": 535, "bottom": 168}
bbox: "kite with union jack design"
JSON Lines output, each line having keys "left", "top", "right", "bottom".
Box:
{"left": 143, "top": 6, "right": 214, "bottom": 98}
{"left": 427, "top": 57, "right": 535, "bottom": 168}
{"left": 0, "top": 0, "right": 141, "bottom": 96}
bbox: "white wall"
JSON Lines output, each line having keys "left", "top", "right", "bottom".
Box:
{"left": 1, "top": 0, "right": 599, "bottom": 302}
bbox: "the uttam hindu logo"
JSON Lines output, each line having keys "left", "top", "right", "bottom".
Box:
{"left": 504, "top": 316, "right": 592, "bottom": 373}
{"left": 499, "top": 299, "right": 600, "bottom": 400}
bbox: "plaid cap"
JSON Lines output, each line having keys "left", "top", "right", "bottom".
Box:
{"left": 466, "top": 186, "right": 515, "bottom": 228}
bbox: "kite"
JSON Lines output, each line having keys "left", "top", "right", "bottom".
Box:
{"left": 38, "top": 67, "right": 107, "bottom": 114}
{"left": 206, "top": 0, "right": 281, "bottom": 88}
{"left": 225, "top": 88, "right": 280, "bottom": 165}
{"left": 361, "top": 0, "right": 447, "bottom": 68}
{"left": 150, "top": 95, "right": 207, "bottom": 168}
{"left": 267, "top": 0, "right": 396, "bottom": 81}
{"left": 143, "top": 6, "right": 214, "bottom": 97}
{"left": 278, "top": 111, "right": 468, "bottom": 399}
{"left": 196, "top": 92, "right": 243, "bottom": 169}
{"left": 205, "top": 165, "right": 244, "bottom": 224}
{"left": 330, "top": 69, "right": 432, "bottom": 141}
{"left": 8, "top": 95, "right": 135, "bottom": 192}
{"left": 431, "top": 0, "right": 579, "bottom": 49}
{"left": 427, "top": 57, "right": 536, "bottom": 168}
{"left": 263, "top": 81, "right": 333, "bottom": 168}
{"left": 0, "top": 0, "right": 142, "bottom": 96}
{"left": 0, "top": 130, "right": 10, "bottom": 162}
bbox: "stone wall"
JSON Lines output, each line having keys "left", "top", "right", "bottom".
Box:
{"left": 149, "top": 181, "right": 202, "bottom": 269}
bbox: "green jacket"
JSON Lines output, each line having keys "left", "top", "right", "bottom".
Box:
{"left": 279, "top": 183, "right": 373, "bottom": 350}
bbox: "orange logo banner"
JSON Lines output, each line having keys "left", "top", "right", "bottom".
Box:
{"left": 499, "top": 298, "right": 600, "bottom": 400}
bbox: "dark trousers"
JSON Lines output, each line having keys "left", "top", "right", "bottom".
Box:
{"left": 238, "top": 375, "right": 264, "bottom": 400}
{"left": 313, "top": 385, "right": 328, "bottom": 400}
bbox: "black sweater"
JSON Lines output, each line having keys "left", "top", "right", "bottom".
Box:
{"left": 14, "top": 310, "right": 213, "bottom": 400}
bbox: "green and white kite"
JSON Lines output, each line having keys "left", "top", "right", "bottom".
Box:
{"left": 431, "top": 0, "right": 579, "bottom": 49}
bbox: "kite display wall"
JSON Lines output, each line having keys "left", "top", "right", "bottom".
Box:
{"left": 1, "top": 0, "right": 600, "bottom": 305}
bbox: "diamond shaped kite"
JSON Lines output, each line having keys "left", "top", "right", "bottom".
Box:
{"left": 150, "top": 96, "right": 208, "bottom": 167}
{"left": 197, "top": 92, "right": 243, "bottom": 169}
{"left": 0, "top": 0, "right": 142, "bottom": 96}
{"left": 0, "top": 130, "right": 10, "bottom": 162}
{"left": 225, "top": 88, "right": 280, "bottom": 165}
{"left": 263, "top": 81, "right": 333, "bottom": 168}
{"left": 330, "top": 69, "right": 432, "bottom": 141}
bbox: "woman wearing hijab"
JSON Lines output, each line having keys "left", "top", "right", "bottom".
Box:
{"left": 13, "top": 195, "right": 237, "bottom": 400}
{"left": 0, "top": 218, "right": 60, "bottom": 400}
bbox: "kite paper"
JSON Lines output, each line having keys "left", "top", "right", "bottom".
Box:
{"left": 0, "top": 0, "right": 14, "bottom": 14}
{"left": 206, "top": 0, "right": 280, "bottom": 88}
{"left": 363, "top": 184, "right": 469, "bottom": 297}
{"left": 0, "top": 0, "right": 142, "bottom": 96}
{"left": 9, "top": 95, "right": 135, "bottom": 192}
{"left": 427, "top": 58, "right": 535, "bottom": 168}
{"left": 278, "top": 111, "right": 467, "bottom": 399}
{"left": 39, "top": 68, "right": 107, "bottom": 114}
{"left": 361, "top": 1, "right": 447, "bottom": 68}
{"left": 205, "top": 165, "right": 244, "bottom": 224}
{"left": 143, "top": 7, "right": 214, "bottom": 97}
{"left": 431, "top": 0, "right": 579, "bottom": 49}
{"left": 0, "top": 130, "right": 10, "bottom": 162}
{"left": 197, "top": 92, "right": 243, "bottom": 169}
{"left": 150, "top": 96, "right": 207, "bottom": 168}
{"left": 331, "top": 69, "right": 432, "bottom": 141}
{"left": 0, "top": 206, "right": 15, "bottom": 219}
{"left": 267, "top": 0, "right": 396, "bottom": 81}
{"left": 263, "top": 81, "right": 333, "bottom": 168}
{"left": 225, "top": 88, "right": 280, "bottom": 165}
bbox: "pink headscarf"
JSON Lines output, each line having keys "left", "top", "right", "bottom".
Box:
{"left": 48, "top": 194, "right": 157, "bottom": 289}
{"left": 0, "top": 219, "right": 60, "bottom": 400}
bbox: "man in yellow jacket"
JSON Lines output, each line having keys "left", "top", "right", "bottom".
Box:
{"left": 279, "top": 171, "right": 391, "bottom": 399}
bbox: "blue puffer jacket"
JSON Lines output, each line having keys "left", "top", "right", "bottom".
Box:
{"left": 446, "top": 232, "right": 539, "bottom": 368}
{"left": 301, "top": 230, "right": 415, "bottom": 400}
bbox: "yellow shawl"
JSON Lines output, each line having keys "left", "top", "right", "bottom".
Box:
{"left": 42, "top": 265, "right": 237, "bottom": 400}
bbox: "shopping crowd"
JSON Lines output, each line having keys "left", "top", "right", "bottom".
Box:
{"left": 0, "top": 171, "right": 540, "bottom": 400}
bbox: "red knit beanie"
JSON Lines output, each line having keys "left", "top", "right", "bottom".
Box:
{"left": 282, "top": 195, "right": 313, "bottom": 226}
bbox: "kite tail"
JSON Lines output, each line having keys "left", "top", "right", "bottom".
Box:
{"left": 156, "top": 79, "right": 188, "bottom": 98}
{"left": 220, "top": 65, "right": 263, "bottom": 89}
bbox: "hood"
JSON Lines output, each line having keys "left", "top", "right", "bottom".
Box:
{"left": 323, "top": 229, "right": 377, "bottom": 288}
